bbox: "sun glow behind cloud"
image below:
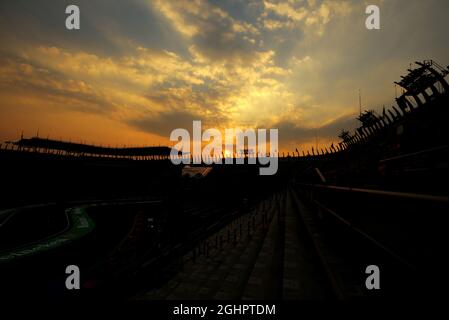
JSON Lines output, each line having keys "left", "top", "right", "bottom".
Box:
{"left": 1, "top": 0, "right": 449, "bottom": 152}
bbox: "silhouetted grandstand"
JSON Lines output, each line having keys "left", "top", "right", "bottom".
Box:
{"left": 291, "top": 60, "right": 449, "bottom": 194}
{"left": 6, "top": 137, "right": 171, "bottom": 160}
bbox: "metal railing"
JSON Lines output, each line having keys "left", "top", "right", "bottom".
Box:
{"left": 294, "top": 182, "right": 449, "bottom": 270}
{"left": 297, "top": 183, "right": 449, "bottom": 204}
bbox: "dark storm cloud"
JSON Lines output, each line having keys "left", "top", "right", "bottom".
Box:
{"left": 209, "top": 0, "right": 264, "bottom": 23}
{"left": 0, "top": 0, "right": 187, "bottom": 57}
{"left": 192, "top": 27, "right": 257, "bottom": 63}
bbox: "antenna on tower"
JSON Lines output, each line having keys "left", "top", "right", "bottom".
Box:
{"left": 358, "top": 89, "right": 362, "bottom": 116}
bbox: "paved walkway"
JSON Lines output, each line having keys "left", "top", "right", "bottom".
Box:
{"left": 134, "top": 190, "right": 329, "bottom": 300}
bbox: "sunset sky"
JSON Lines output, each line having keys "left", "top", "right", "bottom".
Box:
{"left": 1, "top": 0, "right": 449, "bottom": 152}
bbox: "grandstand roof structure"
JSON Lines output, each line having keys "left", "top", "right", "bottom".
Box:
{"left": 12, "top": 137, "right": 171, "bottom": 157}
